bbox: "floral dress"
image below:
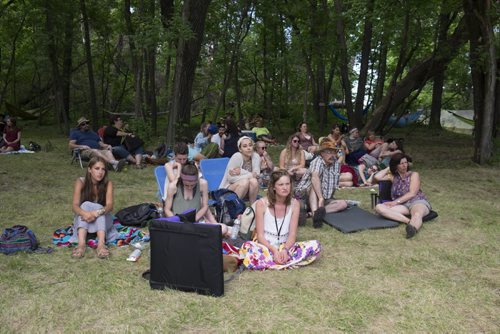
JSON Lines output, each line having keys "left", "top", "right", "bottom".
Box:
{"left": 239, "top": 198, "right": 321, "bottom": 270}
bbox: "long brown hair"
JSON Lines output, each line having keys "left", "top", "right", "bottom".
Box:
{"left": 284, "top": 133, "right": 302, "bottom": 164}
{"left": 267, "top": 169, "right": 292, "bottom": 207}
{"left": 80, "top": 157, "right": 108, "bottom": 205}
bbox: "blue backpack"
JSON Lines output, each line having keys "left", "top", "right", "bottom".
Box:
{"left": 0, "top": 225, "right": 39, "bottom": 254}
{"left": 210, "top": 189, "right": 246, "bottom": 225}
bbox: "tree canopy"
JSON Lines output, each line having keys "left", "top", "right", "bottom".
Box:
{"left": 0, "top": 0, "right": 497, "bottom": 162}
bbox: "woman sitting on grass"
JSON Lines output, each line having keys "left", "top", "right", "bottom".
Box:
{"left": 70, "top": 157, "right": 119, "bottom": 258}
{"left": 279, "top": 133, "right": 307, "bottom": 181}
{"left": 219, "top": 136, "right": 260, "bottom": 204}
{"left": 0, "top": 117, "right": 21, "bottom": 153}
{"left": 164, "top": 163, "right": 229, "bottom": 236}
{"left": 374, "top": 153, "right": 431, "bottom": 239}
{"left": 239, "top": 169, "right": 321, "bottom": 270}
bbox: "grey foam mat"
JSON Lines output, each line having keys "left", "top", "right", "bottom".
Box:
{"left": 323, "top": 206, "right": 399, "bottom": 233}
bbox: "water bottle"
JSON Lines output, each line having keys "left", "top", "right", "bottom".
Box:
{"left": 127, "top": 248, "right": 142, "bottom": 262}
{"left": 157, "top": 206, "right": 164, "bottom": 218}
{"left": 230, "top": 216, "right": 241, "bottom": 239}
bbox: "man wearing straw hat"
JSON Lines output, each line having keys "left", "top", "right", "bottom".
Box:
{"left": 69, "top": 117, "right": 126, "bottom": 172}
{"left": 295, "top": 138, "right": 348, "bottom": 228}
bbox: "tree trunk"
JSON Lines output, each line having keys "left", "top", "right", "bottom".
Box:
{"left": 124, "top": 0, "right": 143, "bottom": 117}
{"left": 430, "top": 6, "right": 453, "bottom": 129}
{"left": 335, "top": 0, "right": 356, "bottom": 128}
{"left": 159, "top": 0, "right": 174, "bottom": 117}
{"left": 80, "top": 0, "right": 98, "bottom": 129}
{"left": 353, "top": 0, "right": 374, "bottom": 118}
{"left": 0, "top": 14, "right": 25, "bottom": 109}
{"left": 464, "top": 0, "right": 497, "bottom": 164}
{"left": 45, "top": 1, "right": 68, "bottom": 133}
{"left": 374, "top": 36, "right": 387, "bottom": 108}
{"left": 61, "top": 11, "right": 74, "bottom": 121}
{"left": 168, "top": 0, "right": 212, "bottom": 146}
{"left": 213, "top": 2, "right": 252, "bottom": 122}
{"left": 364, "top": 16, "right": 467, "bottom": 133}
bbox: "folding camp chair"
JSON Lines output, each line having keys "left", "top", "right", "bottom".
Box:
{"left": 370, "top": 180, "right": 438, "bottom": 222}
{"left": 71, "top": 148, "right": 88, "bottom": 169}
{"left": 154, "top": 165, "right": 167, "bottom": 201}
{"left": 370, "top": 180, "right": 392, "bottom": 209}
{"left": 199, "top": 157, "right": 230, "bottom": 192}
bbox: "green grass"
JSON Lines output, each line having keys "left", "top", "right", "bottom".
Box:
{"left": 0, "top": 123, "right": 499, "bottom": 332}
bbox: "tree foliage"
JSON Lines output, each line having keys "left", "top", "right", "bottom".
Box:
{"left": 0, "top": 0, "right": 497, "bottom": 162}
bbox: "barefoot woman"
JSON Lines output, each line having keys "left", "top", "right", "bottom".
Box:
{"left": 70, "top": 157, "right": 118, "bottom": 258}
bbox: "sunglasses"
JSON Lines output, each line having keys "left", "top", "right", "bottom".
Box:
{"left": 292, "top": 139, "right": 299, "bottom": 143}
{"left": 80, "top": 122, "right": 90, "bottom": 126}
{"left": 259, "top": 146, "right": 267, "bottom": 150}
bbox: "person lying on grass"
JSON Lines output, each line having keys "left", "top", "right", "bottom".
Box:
{"left": 239, "top": 169, "right": 321, "bottom": 270}
{"left": 70, "top": 157, "right": 119, "bottom": 258}
{"left": 163, "top": 163, "right": 229, "bottom": 237}
{"left": 374, "top": 153, "right": 432, "bottom": 239}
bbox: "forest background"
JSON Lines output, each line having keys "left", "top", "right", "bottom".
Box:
{"left": 0, "top": 0, "right": 498, "bottom": 163}
{"left": 0, "top": 0, "right": 499, "bottom": 331}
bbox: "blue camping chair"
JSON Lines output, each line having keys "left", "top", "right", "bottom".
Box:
{"left": 199, "top": 157, "right": 230, "bottom": 192}
{"left": 154, "top": 165, "right": 167, "bottom": 201}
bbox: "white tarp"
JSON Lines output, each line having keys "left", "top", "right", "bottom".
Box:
{"left": 441, "top": 109, "right": 474, "bottom": 133}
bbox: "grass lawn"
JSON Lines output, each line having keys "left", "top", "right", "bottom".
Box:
{"left": 0, "top": 122, "right": 499, "bottom": 332}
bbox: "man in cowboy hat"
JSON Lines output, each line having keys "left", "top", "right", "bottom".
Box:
{"left": 69, "top": 117, "right": 126, "bottom": 172}
{"left": 295, "top": 138, "right": 348, "bottom": 228}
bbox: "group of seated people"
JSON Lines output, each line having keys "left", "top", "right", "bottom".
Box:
{"left": 70, "top": 118, "right": 431, "bottom": 268}
{"left": 69, "top": 116, "right": 148, "bottom": 172}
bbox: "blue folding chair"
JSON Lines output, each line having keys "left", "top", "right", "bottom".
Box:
{"left": 199, "top": 157, "right": 230, "bottom": 192}
{"left": 154, "top": 165, "right": 167, "bottom": 201}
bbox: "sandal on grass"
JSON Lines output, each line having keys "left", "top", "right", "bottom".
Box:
{"left": 96, "top": 247, "right": 110, "bottom": 259}
{"left": 71, "top": 246, "right": 86, "bottom": 258}
{"left": 406, "top": 224, "right": 418, "bottom": 239}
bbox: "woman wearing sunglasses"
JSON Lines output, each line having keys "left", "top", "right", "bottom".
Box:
{"left": 279, "top": 133, "right": 307, "bottom": 181}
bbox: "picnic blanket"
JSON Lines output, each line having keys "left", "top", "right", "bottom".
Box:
{"left": 323, "top": 206, "right": 399, "bottom": 233}
{"left": 0, "top": 145, "right": 35, "bottom": 155}
{"left": 53, "top": 219, "right": 149, "bottom": 248}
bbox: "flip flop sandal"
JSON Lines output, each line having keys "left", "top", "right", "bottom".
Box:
{"left": 96, "top": 247, "right": 110, "bottom": 259}
{"left": 71, "top": 246, "right": 85, "bottom": 258}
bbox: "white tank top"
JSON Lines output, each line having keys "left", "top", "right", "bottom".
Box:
{"left": 263, "top": 199, "right": 293, "bottom": 246}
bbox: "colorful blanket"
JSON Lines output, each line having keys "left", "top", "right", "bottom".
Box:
{"left": 53, "top": 219, "right": 149, "bottom": 248}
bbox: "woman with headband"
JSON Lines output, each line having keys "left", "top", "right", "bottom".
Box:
{"left": 164, "top": 163, "right": 229, "bottom": 236}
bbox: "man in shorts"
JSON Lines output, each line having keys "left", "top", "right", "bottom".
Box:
{"left": 69, "top": 117, "right": 126, "bottom": 172}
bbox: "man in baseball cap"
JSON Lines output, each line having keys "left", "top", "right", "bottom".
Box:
{"left": 69, "top": 116, "right": 126, "bottom": 172}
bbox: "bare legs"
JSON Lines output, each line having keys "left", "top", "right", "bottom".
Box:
{"left": 375, "top": 203, "right": 430, "bottom": 236}
{"left": 228, "top": 177, "right": 259, "bottom": 203}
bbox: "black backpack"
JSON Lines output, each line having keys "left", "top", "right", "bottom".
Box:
{"left": 116, "top": 203, "right": 159, "bottom": 227}
{"left": 210, "top": 189, "right": 246, "bottom": 225}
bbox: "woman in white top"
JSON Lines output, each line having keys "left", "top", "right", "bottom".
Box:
{"left": 219, "top": 136, "right": 260, "bottom": 204}
{"left": 239, "top": 170, "right": 321, "bottom": 270}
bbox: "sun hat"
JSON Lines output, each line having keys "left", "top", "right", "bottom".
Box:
{"left": 319, "top": 139, "right": 337, "bottom": 152}
{"left": 77, "top": 117, "right": 90, "bottom": 127}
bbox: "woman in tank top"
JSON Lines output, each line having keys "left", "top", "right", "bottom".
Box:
{"left": 239, "top": 170, "right": 321, "bottom": 270}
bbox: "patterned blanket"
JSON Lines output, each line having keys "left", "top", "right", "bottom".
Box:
{"left": 53, "top": 219, "right": 149, "bottom": 248}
